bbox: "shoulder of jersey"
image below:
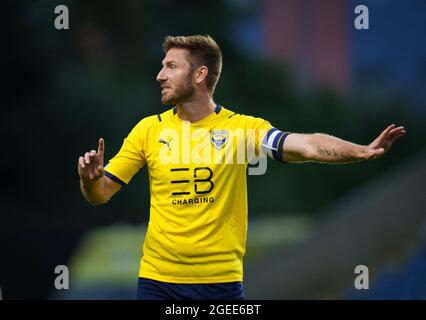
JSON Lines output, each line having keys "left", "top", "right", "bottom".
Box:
{"left": 132, "top": 109, "right": 174, "bottom": 128}
{"left": 152, "top": 106, "right": 242, "bottom": 123}
{"left": 219, "top": 106, "right": 240, "bottom": 120}
{"left": 156, "top": 107, "right": 177, "bottom": 122}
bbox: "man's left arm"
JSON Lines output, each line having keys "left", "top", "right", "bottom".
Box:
{"left": 282, "top": 124, "right": 406, "bottom": 163}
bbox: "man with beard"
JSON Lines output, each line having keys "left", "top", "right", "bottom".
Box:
{"left": 77, "top": 35, "right": 405, "bottom": 300}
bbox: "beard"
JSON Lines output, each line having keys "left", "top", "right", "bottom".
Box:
{"left": 161, "top": 73, "right": 195, "bottom": 105}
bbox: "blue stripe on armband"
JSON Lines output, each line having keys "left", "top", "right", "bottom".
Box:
{"left": 262, "top": 128, "right": 291, "bottom": 162}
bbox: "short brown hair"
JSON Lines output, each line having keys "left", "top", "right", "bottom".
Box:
{"left": 163, "top": 35, "right": 223, "bottom": 93}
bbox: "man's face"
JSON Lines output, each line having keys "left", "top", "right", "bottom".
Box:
{"left": 156, "top": 48, "right": 195, "bottom": 105}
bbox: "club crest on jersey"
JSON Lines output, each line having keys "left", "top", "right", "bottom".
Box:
{"left": 210, "top": 130, "right": 229, "bottom": 150}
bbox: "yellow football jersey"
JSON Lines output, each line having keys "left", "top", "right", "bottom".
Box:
{"left": 104, "top": 105, "right": 290, "bottom": 283}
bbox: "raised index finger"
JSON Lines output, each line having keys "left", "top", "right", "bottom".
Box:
{"left": 97, "top": 138, "right": 105, "bottom": 163}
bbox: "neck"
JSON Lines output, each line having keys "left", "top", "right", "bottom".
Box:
{"left": 176, "top": 93, "right": 216, "bottom": 122}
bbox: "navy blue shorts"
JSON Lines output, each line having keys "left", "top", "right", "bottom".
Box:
{"left": 137, "top": 277, "right": 244, "bottom": 300}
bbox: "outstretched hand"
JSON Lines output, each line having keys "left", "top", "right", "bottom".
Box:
{"left": 78, "top": 138, "right": 105, "bottom": 181}
{"left": 363, "top": 124, "right": 406, "bottom": 160}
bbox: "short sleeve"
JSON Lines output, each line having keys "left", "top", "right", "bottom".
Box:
{"left": 244, "top": 116, "right": 291, "bottom": 162}
{"left": 104, "top": 119, "right": 147, "bottom": 186}
{"left": 243, "top": 116, "right": 272, "bottom": 155}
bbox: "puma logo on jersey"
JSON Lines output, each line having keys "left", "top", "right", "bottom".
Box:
{"left": 159, "top": 138, "right": 172, "bottom": 150}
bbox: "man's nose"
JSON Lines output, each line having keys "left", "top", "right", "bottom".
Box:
{"left": 156, "top": 68, "right": 167, "bottom": 82}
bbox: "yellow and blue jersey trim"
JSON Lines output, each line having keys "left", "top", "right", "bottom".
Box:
{"left": 104, "top": 168, "right": 127, "bottom": 186}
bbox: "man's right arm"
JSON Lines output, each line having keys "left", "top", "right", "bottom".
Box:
{"left": 78, "top": 138, "right": 122, "bottom": 205}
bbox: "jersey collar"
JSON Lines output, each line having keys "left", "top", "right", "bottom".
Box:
{"left": 172, "top": 104, "right": 222, "bottom": 127}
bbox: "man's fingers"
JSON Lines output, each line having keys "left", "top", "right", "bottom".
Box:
{"left": 390, "top": 132, "right": 405, "bottom": 140}
{"left": 370, "top": 125, "right": 394, "bottom": 147}
{"left": 388, "top": 127, "right": 406, "bottom": 140}
{"left": 376, "top": 125, "right": 405, "bottom": 145}
{"left": 372, "top": 125, "right": 394, "bottom": 146}
{"left": 388, "top": 126, "right": 404, "bottom": 135}
{"left": 89, "top": 149, "right": 99, "bottom": 166}
{"left": 98, "top": 138, "right": 105, "bottom": 164}
{"left": 78, "top": 139, "right": 106, "bottom": 180}
{"left": 98, "top": 138, "right": 104, "bottom": 154}
{"left": 79, "top": 156, "right": 86, "bottom": 169}
{"left": 389, "top": 127, "right": 403, "bottom": 133}
{"left": 380, "top": 124, "right": 396, "bottom": 138}
{"left": 84, "top": 152, "right": 90, "bottom": 164}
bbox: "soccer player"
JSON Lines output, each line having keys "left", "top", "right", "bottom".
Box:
{"left": 77, "top": 35, "right": 405, "bottom": 300}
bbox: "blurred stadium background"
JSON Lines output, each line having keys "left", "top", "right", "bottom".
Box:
{"left": 1, "top": 0, "right": 426, "bottom": 299}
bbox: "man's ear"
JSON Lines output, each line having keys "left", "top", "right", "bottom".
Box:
{"left": 194, "top": 66, "right": 208, "bottom": 84}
